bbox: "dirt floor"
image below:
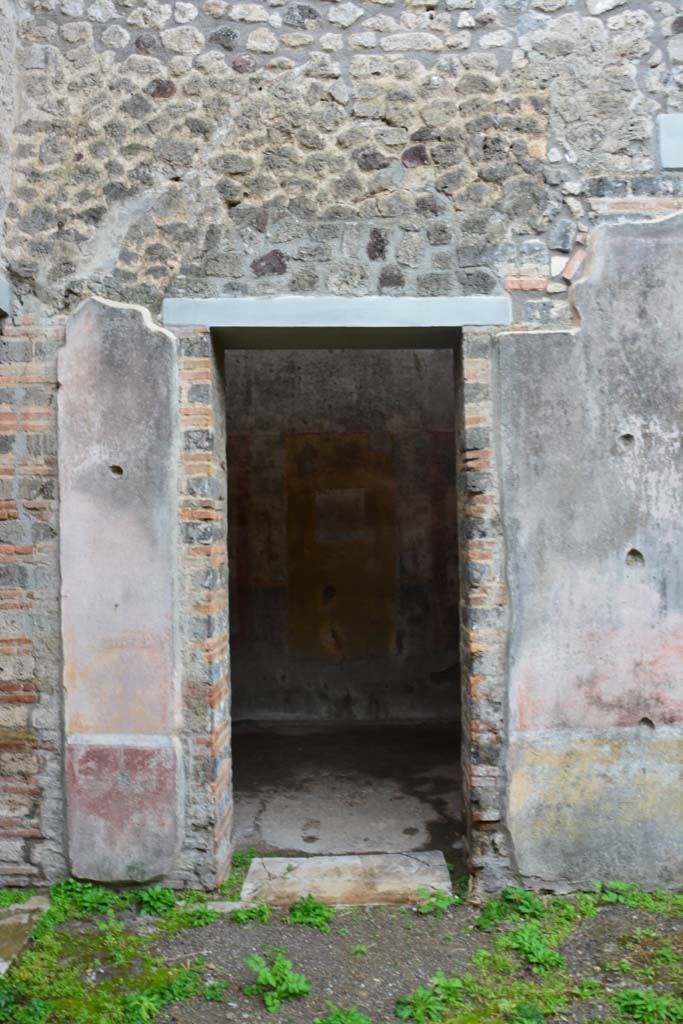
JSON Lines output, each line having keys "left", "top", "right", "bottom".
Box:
{"left": 232, "top": 723, "right": 463, "bottom": 859}
{"left": 159, "top": 903, "right": 484, "bottom": 1024}
{"left": 154, "top": 894, "right": 683, "bottom": 1024}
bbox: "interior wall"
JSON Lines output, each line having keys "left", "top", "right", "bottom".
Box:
{"left": 225, "top": 347, "right": 460, "bottom": 724}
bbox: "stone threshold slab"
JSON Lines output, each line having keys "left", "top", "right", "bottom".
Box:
{"left": 0, "top": 895, "right": 50, "bottom": 975}
{"left": 241, "top": 851, "right": 451, "bottom": 906}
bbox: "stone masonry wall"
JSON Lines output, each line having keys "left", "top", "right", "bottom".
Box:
{"left": 1, "top": 0, "right": 683, "bottom": 888}
{"left": 6, "top": 0, "right": 683, "bottom": 320}
{"left": 0, "top": 312, "right": 64, "bottom": 886}
{"left": 0, "top": 0, "right": 19, "bottom": 272}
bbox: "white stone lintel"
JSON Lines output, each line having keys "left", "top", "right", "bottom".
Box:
{"left": 161, "top": 294, "right": 512, "bottom": 329}
{"left": 658, "top": 113, "right": 683, "bottom": 170}
{"left": 0, "top": 273, "right": 12, "bottom": 317}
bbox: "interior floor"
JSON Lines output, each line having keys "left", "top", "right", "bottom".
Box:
{"left": 232, "top": 722, "right": 463, "bottom": 860}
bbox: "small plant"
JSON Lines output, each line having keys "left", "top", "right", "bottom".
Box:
{"left": 158, "top": 891, "right": 222, "bottom": 932}
{"left": 220, "top": 847, "right": 258, "bottom": 901}
{"left": 594, "top": 882, "right": 683, "bottom": 916}
{"left": 452, "top": 873, "right": 470, "bottom": 899}
{"left": 416, "top": 887, "right": 461, "bottom": 918}
{"left": 395, "top": 985, "right": 445, "bottom": 1022}
{"left": 50, "top": 877, "right": 125, "bottom": 918}
{"left": 314, "top": 1001, "right": 372, "bottom": 1024}
{"left": 512, "top": 1006, "right": 545, "bottom": 1023}
{"left": 231, "top": 900, "right": 272, "bottom": 925}
{"left": 500, "top": 922, "right": 565, "bottom": 973}
{"left": 351, "top": 944, "right": 367, "bottom": 958}
{"left": 244, "top": 949, "right": 310, "bottom": 1013}
{"left": 287, "top": 893, "right": 336, "bottom": 932}
{"left": 572, "top": 978, "right": 604, "bottom": 1000}
{"left": 201, "top": 981, "right": 229, "bottom": 1001}
{"left": 613, "top": 988, "right": 683, "bottom": 1023}
{"left": 395, "top": 972, "right": 465, "bottom": 1022}
{"left": 0, "top": 890, "right": 33, "bottom": 912}
{"left": 133, "top": 885, "right": 177, "bottom": 917}
{"left": 122, "top": 959, "right": 215, "bottom": 1023}
{"left": 475, "top": 887, "right": 545, "bottom": 930}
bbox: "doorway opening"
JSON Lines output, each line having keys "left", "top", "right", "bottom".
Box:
{"left": 217, "top": 327, "right": 464, "bottom": 865}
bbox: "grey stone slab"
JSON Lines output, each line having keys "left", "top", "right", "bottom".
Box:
{"left": 241, "top": 852, "right": 451, "bottom": 905}
{"left": 58, "top": 297, "right": 183, "bottom": 883}
{"left": 495, "top": 212, "right": 683, "bottom": 886}
{"left": 161, "top": 295, "right": 512, "bottom": 329}
{"left": 657, "top": 113, "right": 683, "bottom": 169}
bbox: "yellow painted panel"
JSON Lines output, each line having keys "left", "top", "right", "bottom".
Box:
{"left": 286, "top": 433, "right": 397, "bottom": 659}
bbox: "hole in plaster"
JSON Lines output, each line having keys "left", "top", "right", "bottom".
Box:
{"left": 109, "top": 464, "right": 124, "bottom": 477}
{"left": 639, "top": 717, "right": 655, "bottom": 730}
{"left": 626, "top": 548, "right": 644, "bottom": 566}
{"left": 619, "top": 433, "right": 635, "bottom": 446}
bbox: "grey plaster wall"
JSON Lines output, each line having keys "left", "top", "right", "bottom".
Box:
{"left": 225, "top": 347, "right": 460, "bottom": 724}
{"left": 495, "top": 212, "right": 683, "bottom": 887}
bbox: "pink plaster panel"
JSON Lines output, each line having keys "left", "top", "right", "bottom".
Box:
{"left": 66, "top": 738, "right": 181, "bottom": 882}
{"left": 514, "top": 570, "right": 683, "bottom": 730}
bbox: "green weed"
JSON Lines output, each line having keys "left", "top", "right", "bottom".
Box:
{"left": 351, "top": 945, "right": 367, "bottom": 958}
{"left": 499, "top": 921, "right": 565, "bottom": 973}
{"left": 595, "top": 883, "right": 683, "bottom": 916}
{"left": 395, "top": 984, "right": 446, "bottom": 1022}
{"left": 417, "top": 888, "right": 461, "bottom": 918}
{"left": 244, "top": 949, "right": 310, "bottom": 1013}
{"left": 219, "top": 847, "right": 258, "bottom": 901}
{"left": 287, "top": 893, "right": 336, "bottom": 932}
{"left": 132, "top": 886, "right": 176, "bottom": 917}
{"left": 314, "top": 1001, "right": 372, "bottom": 1024}
{"left": 231, "top": 900, "right": 272, "bottom": 925}
{"left": 475, "top": 888, "right": 545, "bottom": 930}
{"left": 613, "top": 988, "right": 683, "bottom": 1023}
{"left": 572, "top": 978, "right": 604, "bottom": 999}
{"left": 395, "top": 971, "right": 465, "bottom": 1022}
{"left": 156, "top": 891, "right": 221, "bottom": 933}
{"left": 512, "top": 1006, "right": 545, "bottom": 1023}
{"left": 0, "top": 889, "right": 33, "bottom": 912}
